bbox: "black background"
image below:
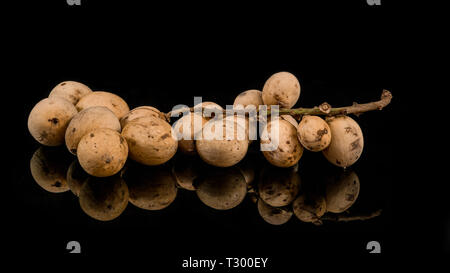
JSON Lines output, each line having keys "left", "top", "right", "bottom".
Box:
{"left": 4, "top": 0, "right": 444, "bottom": 270}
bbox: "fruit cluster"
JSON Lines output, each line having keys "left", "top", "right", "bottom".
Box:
{"left": 28, "top": 72, "right": 387, "bottom": 177}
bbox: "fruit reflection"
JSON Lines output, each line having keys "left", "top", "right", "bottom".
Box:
{"left": 171, "top": 156, "right": 202, "bottom": 191}
{"left": 30, "top": 146, "right": 71, "bottom": 193}
{"left": 79, "top": 175, "right": 129, "bottom": 221}
{"left": 325, "top": 170, "right": 360, "bottom": 213}
{"left": 258, "top": 166, "right": 300, "bottom": 207}
{"left": 196, "top": 167, "right": 247, "bottom": 210}
{"left": 257, "top": 199, "right": 293, "bottom": 225}
{"left": 66, "top": 159, "right": 89, "bottom": 196}
{"left": 124, "top": 163, "right": 178, "bottom": 210}
{"left": 292, "top": 194, "right": 327, "bottom": 225}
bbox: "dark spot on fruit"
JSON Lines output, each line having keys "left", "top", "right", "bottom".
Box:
{"left": 336, "top": 159, "right": 341, "bottom": 165}
{"left": 345, "top": 126, "right": 358, "bottom": 136}
{"left": 315, "top": 128, "right": 328, "bottom": 141}
{"left": 52, "top": 181, "right": 61, "bottom": 187}
{"left": 60, "top": 83, "right": 66, "bottom": 86}
{"left": 161, "top": 133, "right": 170, "bottom": 140}
{"left": 48, "top": 118, "right": 59, "bottom": 125}
{"left": 286, "top": 140, "right": 290, "bottom": 144}
{"left": 75, "top": 89, "right": 81, "bottom": 94}
{"left": 345, "top": 194, "right": 354, "bottom": 201}
{"left": 90, "top": 133, "right": 94, "bottom": 137}
{"left": 40, "top": 131, "right": 48, "bottom": 140}
{"left": 112, "top": 103, "right": 117, "bottom": 107}
{"left": 107, "top": 204, "right": 112, "bottom": 210}
{"left": 279, "top": 148, "right": 284, "bottom": 152}
{"left": 72, "top": 128, "right": 76, "bottom": 132}
{"left": 350, "top": 139, "right": 360, "bottom": 151}
{"left": 105, "top": 158, "right": 111, "bottom": 164}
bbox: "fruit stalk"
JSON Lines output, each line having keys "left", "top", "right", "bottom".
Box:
{"left": 269, "top": 89, "right": 392, "bottom": 117}
{"left": 165, "top": 90, "right": 392, "bottom": 121}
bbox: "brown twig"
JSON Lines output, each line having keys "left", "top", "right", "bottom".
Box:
{"left": 270, "top": 89, "right": 392, "bottom": 117}
{"left": 164, "top": 90, "right": 392, "bottom": 121}
{"left": 321, "top": 209, "right": 382, "bottom": 222}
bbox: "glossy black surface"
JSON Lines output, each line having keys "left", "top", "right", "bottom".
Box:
{"left": 5, "top": 0, "right": 428, "bottom": 269}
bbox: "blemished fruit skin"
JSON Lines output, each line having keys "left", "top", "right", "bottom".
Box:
{"left": 48, "top": 81, "right": 92, "bottom": 105}
{"left": 196, "top": 119, "right": 248, "bottom": 167}
{"left": 297, "top": 115, "right": 332, "bottom": 152}
{"left": 30, "top": 147, "right": 71, "bottom": 193}
{"left": 120, "top": 106, "right": 165, "bottom": 128}
{"left": 76, "top": 91, "right": 130, "bottom": 119}
{"left": 121, "top": 116, "right": 178, "bottom": 166}
{"left": 79, "top": 175, "right": 129, "bottom": 221}
{"left": 322, "top": 116, "right": 364, "bottom": 168}
{"left": 65, "top": 106, "right": 121, "bottom": 155}
{"left": 196, "top": 167, "right": 247, "bottom": 210}
{"left": 28, "top": 97, "right": 78, "bottom": 146}
{"left": 77, "top": 128, "right": 128, "bottom": 177}
{"left": 233, "top": 89, "right": 264, "bottom": 108}
{"left": 325, "top": 171, "right": 360, "bottom": 213}
{"left": 257, "top": 199, "right": 293, "bottom": 225}
{"left": 262, "top": 72, "right": 301, "bottom": 109}
{"left": 261, "top": 119, "right": 303, "bottom": 168}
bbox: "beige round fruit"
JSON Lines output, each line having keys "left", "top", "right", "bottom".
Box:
{"left": 66, "top": 159, "right": 89, "bottom": 196}
{"left": 79, "top": 175, "right": 129, "bottom": 221}
{"left": 233, "top": 89, "right": 264, "bottom": 109}
{"left": 325, "top": 171, "right": 360, "bottom": 213}
{"left": 322, "top": 116, "right": 364, "bottom": 167}
{"left": 257, "top": 199, "right": 293, "bottom": 225}
{"left": 262, "top": 72, "right": 300, "bottom": 109}
{"left": 48, "top": 81, "right": 92, "bottom": 105}
{"left": 120, "top": 106, "right": 165, "bottom": 128}
{"left": 258, "top": 167, "right": 301, "bottom": 207}
{"left": 292, "top": 194, "right": 327, "bottom": 224}
{"left": 297, "top": 116, "right": 331, "bottom": 152}
{"left": 30, "top": 147, "right": 71, "bottom": 193}
{"left": 65, "top": 106, "right": 121, "bottom": 155}
{"left": 121, "top": 116, "right": 177, "bottom": 166}
{"left": 28, "top": 97, "right": 78, "bottom": 146}
{"left": 196, "top": 167, "right": 247, "bottom": 210}
{"left": 76, "top": 91, "right": 130, "bottom": 119}
{"left": 194, "top": 101, "right": 223, "bottom": 119}
{"left": 77, "top": 128, "right": 128, "bottom": 177}
{"left": 124, "top": 164, "right": 178, "bottom": 210}
{"left": 196, "top": 119, "right": 248, "bottom": 167}
{"left": 173, "top": 113, "right": 208, "bottom": 155}
{"left": 261, "top": 119, "right": 303, "bottom": 167}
